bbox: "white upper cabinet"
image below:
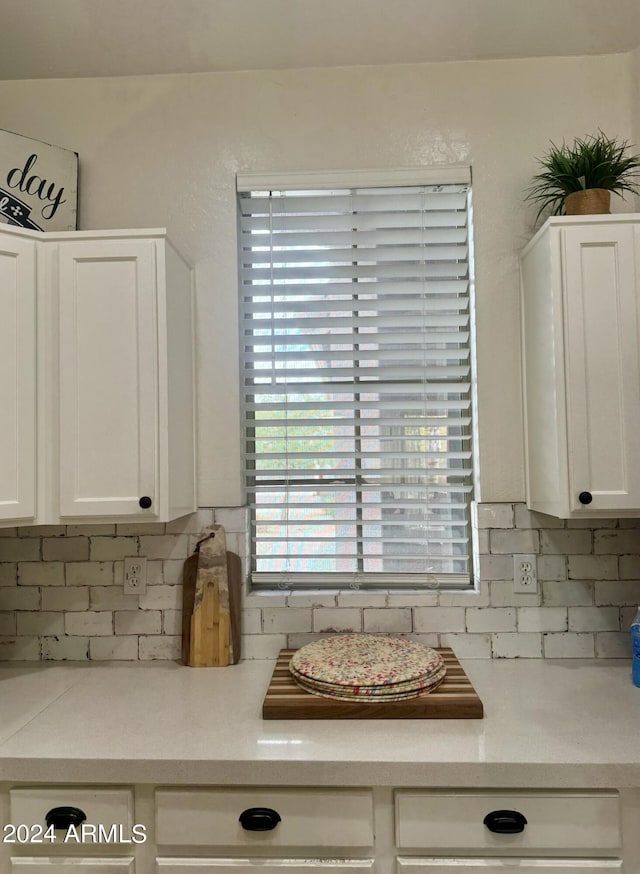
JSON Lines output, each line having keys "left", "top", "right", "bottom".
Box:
{"left": 0, "top": 225, "right": 196, "bottom": 526}
{"left": 521, "top": 215, "right": 640, "bottom": 518}
{"left": 0, "top": 234, "right": 36, "bottom": 522}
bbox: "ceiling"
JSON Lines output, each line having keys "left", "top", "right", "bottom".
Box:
{"left": 1, "top": 0, "right": 640, "bottom": 80}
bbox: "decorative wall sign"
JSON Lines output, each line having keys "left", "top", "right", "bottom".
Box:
{"left": 0, "top": 128, "right": 78, "bottom": 231}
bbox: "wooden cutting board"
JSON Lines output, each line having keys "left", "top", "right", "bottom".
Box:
{"left": 182, "top": 525, "right": 241, "bottom": 667}
{"left": 262, "top": 648, "right": 483, "bottom": 719}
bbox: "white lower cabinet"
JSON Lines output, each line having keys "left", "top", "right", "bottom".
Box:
{"left": 394, "top": 791, "right": 622, "bottom": 874}
{"left": 11, "top": 861, "right": 135, "bottom": 872}
{"left": 155, "top": 860, "right": 374, "bottom": 873}
{"left": 396, "top": 861, "right": 622, "bottom": 872}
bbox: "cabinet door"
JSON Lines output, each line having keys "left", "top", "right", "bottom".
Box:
{"left": 561, "top": 225, "right": 640, "bottom": 512}
{"left": 156, "top": 861, "right": 373, "bottom": 874}
{"left": 11, "top": 861, "right": 134, "bottom": 873}
{"left": 0, "top": 235, "right": 35, "bottom": 522}
{"left": 58, "top": 239, "right": 159, "bottom": 517}
{"left": 397, "top": 860, "right": 622, "bottom": 873}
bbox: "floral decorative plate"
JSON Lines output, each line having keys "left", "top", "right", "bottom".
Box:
{"left": 289, "top": 633, "right": 446, "bottom": 689}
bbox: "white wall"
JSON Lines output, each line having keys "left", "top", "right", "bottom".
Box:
{"left": 0, "top": 52, "right": 635, "bottom": 506}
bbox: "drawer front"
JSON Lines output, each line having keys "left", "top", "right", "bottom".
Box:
{"left": 395, "top": 792, "right": 620, "bottom": 853}
{"left": 155, "top": 789, "right": 373, "bottom": 848}
{"left": 397, "top": 860, "right": 622, "bottom": 873}
{"left": 9, "top": 787, "right": 134, "bottom": 845}
{"left": 12, "top": 860, "right": 135, "bottom": 873}
{"left": 156, "top": 859, "right": 374, "bottom": 874}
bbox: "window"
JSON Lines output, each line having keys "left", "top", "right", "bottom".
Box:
{"left": 238, "top": 170, "right": 474, "bottom": 590}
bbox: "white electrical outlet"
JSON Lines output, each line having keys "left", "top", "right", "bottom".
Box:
{"left": 123, "top": 557, "right": 147, "bottom": 595}
{"left": 513, "top": 554, "right": 538, "bottom": 594}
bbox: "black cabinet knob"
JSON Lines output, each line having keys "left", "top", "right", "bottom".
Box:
{"left": 239, "top": 807, "right": 282, "bottom": 832}
{"left": 483, "top": 809, "right": 527, "bottom": 834}
{"left": 45, "top": 806, "right": 87, "bottom": 830}
{"left": 578, "top": 491, "right": 593, "bottom": 505}
{"left": 139, "top": 496, "right": 152, "bottom": 509}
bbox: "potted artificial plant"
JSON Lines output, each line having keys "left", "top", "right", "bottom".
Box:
{"left": 526, "top": 131, "right": 640, "bottom": 221}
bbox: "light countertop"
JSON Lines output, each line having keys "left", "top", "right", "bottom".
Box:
{"left": 1, "top": 658, "right": 639, "bottom": 787}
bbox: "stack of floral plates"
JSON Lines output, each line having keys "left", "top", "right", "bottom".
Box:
{"left": 289, "top": 633, "right": 446, "bottom": 702}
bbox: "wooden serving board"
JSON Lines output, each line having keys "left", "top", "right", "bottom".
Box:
{"left": 263, "top": 648, "right": 483, "bottom": 719}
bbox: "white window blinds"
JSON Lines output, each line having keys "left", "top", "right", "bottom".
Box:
{"left": 238, "top": 181, "right": 474, "bottom": 589}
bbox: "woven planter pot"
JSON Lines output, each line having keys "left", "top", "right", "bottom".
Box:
{"left": 564, "top": 188, "right": 611, "bottom": 215}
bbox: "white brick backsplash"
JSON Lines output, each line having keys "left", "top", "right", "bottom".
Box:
{"left": 241, "top": 633, "right": 287, "bottom": 660}
{"left": 139, "top": 585, "right": 182, "bottom": 610}
{"left": 619, "top": 556, "right": 640, "bottom": 579}
{"left": 490, "top": 529, "right": 539, "bottom": 554}
{"left": 0, "top": 612, "right": 16, "bottom": 635}
{"left": 489, "top": 581, "right": 541, "bottom": 607}
{"left": 0, "top": 538, "right": 40, "bottom": 561}
{"left": 518, "top": 607, "right": 567, "bottom": 632}
{"left": 65, "top": 611, "right": 113, "bottom": 636}
{"left": 287, "top": 632, "right": 340, "bottom": 649}
{"left": 475, "top": 529, "right": 490, "bottom": 554}
{"left": 540, "top": 530, "right": 591, "bottom": 555}
{"left": 0, "top": 587, "right": 40, "bottom": 611}
{"left": 139, "top": 635, "right": 181, "bottom": 660}
{"left": 41, "top": 636, "right": 88, "bottom": 660}
{"left": 543, "top": 632, "right": 594, "bottom": 658}
{"left": 594, "top": 529, "right": 640, "bottom": 554}
{"left": 0, "top": 637, "right": 40, "bottom": 660}
{"left": 90, "top": 537, "right": 139, "bottom": 561}
{"left": 41, "top": 587, "right": 90, "bottom": 612}
{"left": 537, "top": 555, "right": 567, "bottom": 581}
{"left": 139, "top": 534, "right": 190, "bottom": 560}
{"left": 414, "top": 607, "right": 465, "bottom": 632}
{"left": 385, "top": 592, "right": 438, "bottom": 607}
{"left": 567, "top": 555, "right": 618, "bottom": 580}
{"left": 263, "top": 607, "right": 312, "bottom": 633}
{"left": 17, "top": 612, "right": 64, "bottom": 636}
{"left": 286, "top": 592, "right": 338, "bottom": 608}
{"left": 514, "top": 505, "right": 563, "bottom": 529}
{"left": 466, "top": 607, "right": 516, "bottom": 632}
{"left": 336, "top": 592, "right": 388, "bottom": 607}
{"left": 568, "top": 606, "right": 620, "bottom": 632}
{"left": 566, "top": 518, "right": 616, "bottom": 528}
{"left": 114, "top": 610, "right": 162, "bottom": 635}
{"left": 474, "top": 502, "right": 514, "bottom": 529}
{"left": 0, "top": 564, "right": 17, "bottom": 585}
{"left": 162, "top": 610, "right": 182, "bottom": 635}
{"left": 363, "top": 607, "right": 412, "bottom": 633}
{"left": 440, "top": 632, "right": 491, "bottom": 658}
{"left": 242, "top": 608, "right": 262, "bottom": 634}
{"left": 478, "top": 555, "right": 514, "bottom": 581}
{"left": 542, "top": 580, "right": 593, "bottom": 607}
{"left": 313, "top": 608, "right": 362, "bottom": 633}
{"left": 66, "top": 561, "right": 113, "bottom": 586}
{"left": 594, "top": 580, "right": 640, "bottom": 606}
{"left": 18, "top": 562, "right": 64, "bottom": 587}
{"left": 90, "top": 586, "right": 139, "bottom": 611}
{"left": 214, "top": 507, "right": 248, "bottom": 532}
{"left": 165, "top": 508, "right": 216, "bottom": 534}
{"left": 438, "top": 584, "right": 490, "bottom": 607}
{"left": 1, "top": 502, "right": 640, "bottom": 663}
{"left": 90, "top": 636, "right": 139, "bottom": 660}
{"left": 596, "top": 632, "right": 630, "bottom": 658}
{"left": 162, "top": 560, "right": 185, "bottom": 584}
{"left": 42, "top": 537, "right": 89, "bottom": 562}
{"left": 66, "top": 524, "right": 115, "bottom": 536}
{"left": 492, "top": 632, "right": 542, "bottom": 658}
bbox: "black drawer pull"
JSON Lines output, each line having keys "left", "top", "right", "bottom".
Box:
{"left": 239, "top": 807, "right": 281, "bottom": 831}
{"left": 483, "top": 809, "right": 527, "bottom": 834}
{"left": 578, "top": 491, "right": 593, "bottom": 505}
{"left": 45, "top": 806, "right": 87, "bottom": 830}
{"left": 139, "top": 496, "right": 153, "bottom": 509}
